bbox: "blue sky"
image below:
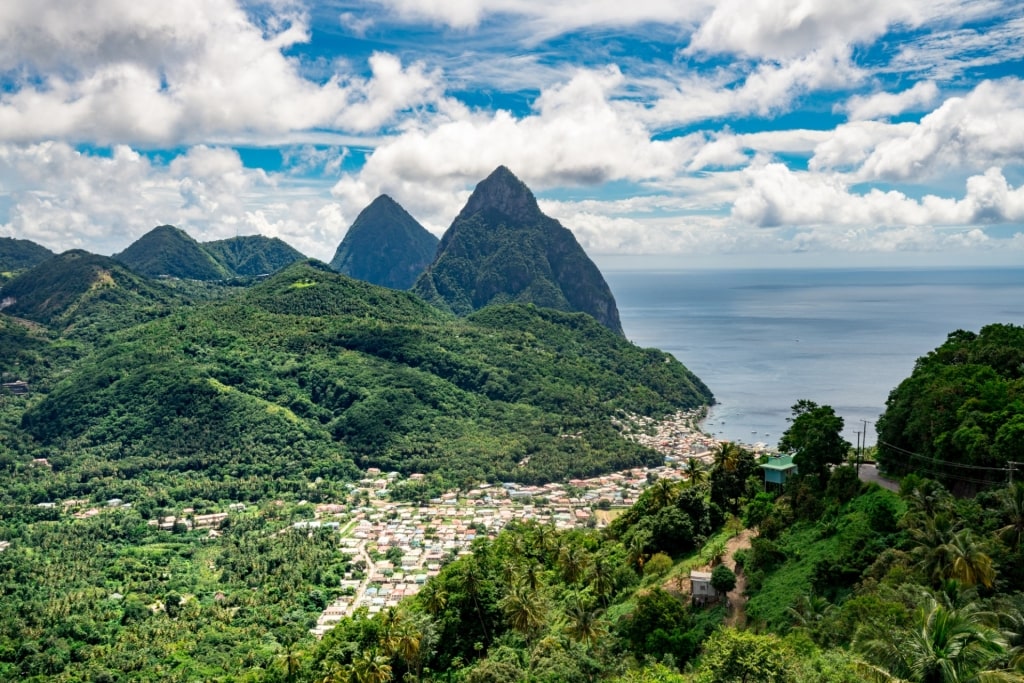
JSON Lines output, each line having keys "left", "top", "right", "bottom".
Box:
{"left": 0, "top": 0, "right": 1022, "bottom": 267}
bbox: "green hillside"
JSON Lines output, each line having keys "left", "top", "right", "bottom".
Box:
{"left": 202, "top": 234, "right": 306, "bottom": 276}
{"left": 876, "top": 323, "right": 1024, "bottom": 491}
{"left": 0, "top": 250, "right": 181, "bottom": 341}
{"left": 21, "top": 260, "right": 712, "bottom": 487}
{"left": 0, "top": 236, "right": 54, "bottom": 271}
{"left": 114, "top": 225, "right": 232, "bottom": 280}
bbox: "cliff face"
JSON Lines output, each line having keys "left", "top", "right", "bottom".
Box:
{"left": 330, "top": 195, "right": 439, "bottom": 290}
{"left": 413, "top": 166, "right": 623, "bottom": 335}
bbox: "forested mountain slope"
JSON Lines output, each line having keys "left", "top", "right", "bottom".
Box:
{"left": 20, "top": 260, "right": 712, "bottom": 489}
{"left": 414, "top": 166, "right": 623, "bottom": 335}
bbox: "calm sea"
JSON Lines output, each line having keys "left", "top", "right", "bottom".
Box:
{"left": 604, "top": 268, "right": 1024, "bottom": 447}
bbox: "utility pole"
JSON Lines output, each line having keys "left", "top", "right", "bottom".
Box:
{"left": 855, "top": 431, "right": 862, "bottom": 474}
{"left": 862, "top": 419, "right": 870, "bottom": 472}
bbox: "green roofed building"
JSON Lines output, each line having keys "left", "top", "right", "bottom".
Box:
{"left": 761, "top": 454, "right": 798, "bottom": 489}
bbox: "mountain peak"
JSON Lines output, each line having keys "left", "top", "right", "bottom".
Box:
{"left": 414, "top": 168, "right": 624, "bottom": 335}
{"left": 330, "top": 194, "right": 439, "bottom": 290}
{"left": 458, "top": 166, "right": 542, "bottom": 223}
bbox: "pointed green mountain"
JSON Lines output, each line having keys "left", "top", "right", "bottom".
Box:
{"left": 22, "top": 260, "right": 711, "bottom": 484}
{"left": 114, "top": 225, "right": 231, "bottom": 280}
{"left": 413, "top": 166, "right": 624, "bottom": 335}
{"left": 0, "top": 250, "right": 180, "bottom": 339}
{"left": 202, "top": 234, "right": 306, "bottom": 276}
{"left": 330, "top": 195, "right": 439, "bottom": 289}
{"left": 0, "top": 236, "right": 54, "bottom": 271}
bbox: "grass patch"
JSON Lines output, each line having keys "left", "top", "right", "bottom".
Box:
{"left": 745, "top": 525, "right": 838, "bottom": 630}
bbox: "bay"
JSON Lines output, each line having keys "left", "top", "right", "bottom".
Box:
{"left": 604, "top": 268, "right": 1024, "bottom": 448}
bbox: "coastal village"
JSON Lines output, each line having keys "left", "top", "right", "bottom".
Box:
{"left": 29, "top": 411, "right": 779, "bottom": 637}
{"left": 304, "top": 411, "right": 773, "bottom": 636}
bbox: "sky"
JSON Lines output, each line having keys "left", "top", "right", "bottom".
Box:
{"left": 0, "top": 0, "right": 1023, "bottom": 267}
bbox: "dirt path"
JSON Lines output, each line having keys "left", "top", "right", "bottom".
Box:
{"left": 722, "top": 529, "right": 755, "bottom": 628}
{"left": 666, "top": 528, "right": 756, "bottom": 627}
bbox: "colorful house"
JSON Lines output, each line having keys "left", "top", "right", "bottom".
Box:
{"left": 761, "top": 454, "right": 798, "bottom": 489}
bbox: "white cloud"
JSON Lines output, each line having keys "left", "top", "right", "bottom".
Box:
{"left": 686, "top": 0, "right": 914, "bottom": 60}
{"left": 808, "top": 78, "right": 1024, "bottom": 177}
{"left": 855, "top": 78, "right": 1024, "bottom": 180}
{"left": 0, "top": 1, "right": 443, "bottom": 145}
{"left": 888, "top": 15, "right": 1024, "bottom": 80}
{"left": 641, "top": 46, "right": 865, "bottom": 128}
{"left": 0, "top": 142, "right": 348, "bottom": 260}
{"left": 842, "top": 81, "right": 939, "bottom": 121}
{"left": 733, "top": 162, "right": 1024, "bottom": 228}
{"left": 366, "top": 0, "right": 712, "bottom": 33}
{"left": 330, "top": 66, "right": 695, "bottom": 228}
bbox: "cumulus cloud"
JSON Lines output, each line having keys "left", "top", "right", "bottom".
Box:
{"left": 842, "top": 80, "right": 939, "bottom": 120}
{"left": 329, "top": 66, "right": 697, "bottom": 228}
{"left": 0, "top": 142, "right": 348, "bottom": 259}
{"left": 809, "top": 78, "right": 1024, "bottom": 178}
{"left": 733, "top": 162, "right": 1024, "bottom": 228}
{"left": 0, "top": 0, "right": 443, "bottom": 145}
{"left": 686, "top": 0, "right": 914, "bottom": 60}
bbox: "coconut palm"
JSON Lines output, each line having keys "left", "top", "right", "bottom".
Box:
{"left": 349, "top": 649, "right": 393, "bottom": 683}
{"left": 909, "top": 514, "right": 960, "bottom": 586}
{"left": 461, "top": 559, "right": 490, "bottom": 643}
{"left": 588, "top": 555, "right": 616, "bottom": 606}
{"left": 383, "top": 615, "right": 422, "bottom": 682}
{"left": 650, "top": 478, "right": 680, "bottom": 508}
{"left": 499, "top": 579, "right": 547, "bottom": 641}
{"left": 786, "top": 593, "right": 835, "bottom": 631}
{"left": 944, "top": 529, "right": 996, "bottom": 589}
{"left": 563, "top": 590, "right": 607, "bottom": 649}
{"left": 997, "top": 481, "right": 1024, "bottom": 553}
{"left": 713, "top": 441, "right": 744, "bottom": 473}
{"left": 856, "top": 593, "right": 1010, "bottom": 683}
{"left": 419, "top": 581, "right": 447, "bottom": 617}
{"left": 685, "top": 458, "right": 710, "bottom": 488}
{"left": 558, "top": 543, "right": 590, "bottom": 584}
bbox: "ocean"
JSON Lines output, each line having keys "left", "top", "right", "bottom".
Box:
{"left": 603, "top": 267, "right": 1024, "bottom": 448}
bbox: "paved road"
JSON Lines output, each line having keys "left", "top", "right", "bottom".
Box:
{"left": 858, "top": 463, "right": 899, "bottom": 492}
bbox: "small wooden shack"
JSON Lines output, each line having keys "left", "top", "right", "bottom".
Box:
{"left": 691, "top": 570, "right": 715, "bottom": 605}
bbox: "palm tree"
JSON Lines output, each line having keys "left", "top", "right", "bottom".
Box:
{"left": 588, "top": 555, "right": 616, "bottom": 606}
{"left": 909, "top": 514, "right": 959, "bottom": 586}
{"left": 997, "top": 481, "right": 1024, "bottom": 553}
{"left": 944, "top": 529, "right": 996, "bottom": 589}
{"left": 558, "top": 543, "right": 590, "bottom": 584}
{"left": 856, "top": 593, "right": 1010, "bottom": 683}
{"left": 786, "top": 593, "right": 834, "bottom": 631}
{"left": 277, "top": 640, "right": 302, "bottom": 682}
{"left": 650, "top": 478, "right": 680, "bottom": 508}
{"left": 713, "top": 441, "right": 743, "bottom": 473}
{"left": 349, "top": 649, "right": 393, "bottom": 683}
{"left": 461, "top": 559, "right": 490, "bottom": 643}
{"left": 685, "top": 458, "right": 710, "bottom": 488}
{"left": 384, "top": 615, "right": 422, "bottom": 682}
{"left": 563, "top": 590, "right": 606, "bottom": 649}
{"left": 499, "top": 579, "right": 547, "bottom": 641}
{"left": 419, "top": 581, "right": 447, "bottom": 617}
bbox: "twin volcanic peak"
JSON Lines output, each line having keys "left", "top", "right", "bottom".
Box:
{"left": 330, "top": 194, "right": 439, "bottom": 290}
{"left": 413, "top": 166, "right": 624, "bottom": 335}
{"left": 113, "top": 225, "right": 305, "bottom": 280}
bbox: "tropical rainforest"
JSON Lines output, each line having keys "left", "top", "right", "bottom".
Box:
{"left": 1, "top": 228, "right": 1022, "bottom": 682}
